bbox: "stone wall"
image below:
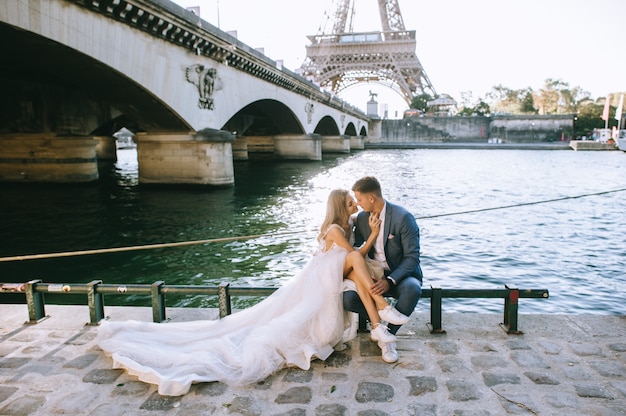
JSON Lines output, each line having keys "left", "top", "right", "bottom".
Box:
{"left": 377, "top": 114, "right": 574, "bottom": 143}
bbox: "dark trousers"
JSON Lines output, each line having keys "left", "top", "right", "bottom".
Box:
{"left": 343, "top": 276, "right": 422, "bottom": 335}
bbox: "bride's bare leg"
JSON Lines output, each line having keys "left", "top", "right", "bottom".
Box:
{"left": 343, "top": 251, "right": 390, "bottom": 324}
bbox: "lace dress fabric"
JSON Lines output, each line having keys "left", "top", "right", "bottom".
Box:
{"left": 97, "top": 225, "right": 353, "bottom": 396}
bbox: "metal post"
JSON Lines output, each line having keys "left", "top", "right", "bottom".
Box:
{"left": 87, "top": 280, "right": 104, "bottom": 325}
{"left": 358, "top": 313, "right": 368, "bottom": 332}
{"left": 218, "top": 282, "right": 231, "bottom": 318}
{"left": 429, "top": 286, "right": 445, "bottom": 334}
{"left": 502, "top": 284, "right": 522, "bottom": 334}
{"left": 151, "top": 281, "right": 166, "bottom": 323}
{"left": 25, "top": 279, "right": 47, "bottom": 324}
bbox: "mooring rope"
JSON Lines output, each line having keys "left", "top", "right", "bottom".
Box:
{"left": 414, "top": 187, "right": 626, "bottom": 220}
{"left": 1, "top": 187, "right": 625, "bottom": 263}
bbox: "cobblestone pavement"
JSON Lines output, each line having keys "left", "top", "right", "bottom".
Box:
{"left": 1, "top": 304, "right": 625, "bottom": 415}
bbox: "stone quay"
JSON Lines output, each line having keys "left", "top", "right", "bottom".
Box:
{"left": 1, "top": 304, "right": 625, "bottom": 415}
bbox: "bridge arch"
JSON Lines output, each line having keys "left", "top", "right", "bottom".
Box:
{"left": 313, "top": 116, "right": 340, "bottom": 136}
{"left": 222, "top": 99, "right": 304, "bottom": 136}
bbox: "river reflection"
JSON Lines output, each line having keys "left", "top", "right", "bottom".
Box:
{"left": 1, "top": 148, "right": 625, "bottom": 314}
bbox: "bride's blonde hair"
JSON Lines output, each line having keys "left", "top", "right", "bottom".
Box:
{"left": 318, "top": 189, "right": 351, "bottom": 241}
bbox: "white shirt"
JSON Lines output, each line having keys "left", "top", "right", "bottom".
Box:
{"left": 373, "top": 202, "right": 390, "bottom": 271}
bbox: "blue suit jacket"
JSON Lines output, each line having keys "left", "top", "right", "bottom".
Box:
{"left": 353, "top": 200, "right": 423, "bottom": 284}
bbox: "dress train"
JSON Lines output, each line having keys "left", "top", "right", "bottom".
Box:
{"left": 97, "top": 239, "right": 354, "bottom": 396}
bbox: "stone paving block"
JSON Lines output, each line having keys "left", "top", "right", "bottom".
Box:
{"left": 505, "top": 339, "right": 531, "bottom": 350}
{"left": 452, "top": 410, "right": 493, "bottom": 416}
{"left": 359, "top": 338, "right": 380, "bottom": 357}
{"left": 275, "top": 386, "right": 312, "bottom": 404}
{"left": 139, "top": 391, "right": 182, "bottom": 411}
{"left": 110, "top": 380, "right": 151, "bottom": 396}
{"left": 227, "top": 396, "right": 263, "bottom": 415}
{"left": 268, "top": 408, "right": 306, "bottom": 416}
{"left": 0, "top": 357, "right": 31, "bottom": 369}
{"left": 282, "top": 367, "right": 313, "bottom": 383}
{"left": 82, "top": 368, "right": 124, "bottom": 384}
{"left": 574, "top": 383, "right": 616, "bottom": 399}
{"left": 481, "top": 371, "right": 521, "bottom": 387}
{"left": 610, "top": 381, "right": 626, "bottom": 398}
{"left": 437, "top": 358, "right": 471, "bottom": 374}
{"left": 49, "top": 389, "right": 102, "bottom": 415}
{"left": 354, "top": 381, "right": 393, "bottom": 403}
{"left": 493, "top": 391, "right": 538, "bottom": 414}
{"left": 191, "top": 381, "right": 228, "bottom": 396}
{"left": 537, "top": 340, "right": 562, "bottom": 354}
{"left": 467, "top": 341, "right": 499, "bottom": 353}
{"left": 509, "top": 350, "right": 550, "bottom": 368}
{"left": 446, "top": 380, "right": 481, "bottom": 401}
{"left": 323, "top": 349, "right": 352, "bottom": 367}
{"left": 608, "top": 342, "right": 626, "bottom": 352}
{"left": 406, "top": 402, "right": 438, "bottom": 416}
{"left": 0, "top": 386, "right": 18, "bottom": 404}
{"left": 523, "top": 370, "right": 560, "bottom": 385}
{"left": 570, "top": 342, "right": 604, "bottom": 356}
{"left": 544, "top": 392, "right": 580, "bottom": 409}
{"left": 0, "top": 394, "right": 45, "bottom": 416}
{"left": 313, "top": 404, "right": 347, "bottom": 416}
{"left": 470, "top": 354, "right": 508, "bottom": 369}
{"left": 88, "top": 402, "right": 135, "bottom": 416}
{"left": 356, "top": 409, "right": 392, "bottom": 416}
{"left": 63, "top": 353, "right": 99, "bottom": 369}
{"left": 590, "top": 360, "right": 626, "bottom": 377}
{"left": 407, "top": 375, "right": 437, "bottom": 396}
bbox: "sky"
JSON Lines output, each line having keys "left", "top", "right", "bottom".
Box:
{"left": 171, "top": 0, "right": 626, "bottom": 118}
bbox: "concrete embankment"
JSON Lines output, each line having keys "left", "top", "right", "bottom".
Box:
{"left": 365, "top": 142, "right": 572, "bottom": 150}
{"left": 1, "top": 304, "right": 625, "bottom": 415}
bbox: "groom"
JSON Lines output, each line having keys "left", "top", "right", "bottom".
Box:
{"left": 344, "top": 176, "right": 423, "bottom": 363}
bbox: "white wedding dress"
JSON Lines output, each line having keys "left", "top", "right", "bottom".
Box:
{"left": 97, "top": 225, "right": 355, "bottom": 396}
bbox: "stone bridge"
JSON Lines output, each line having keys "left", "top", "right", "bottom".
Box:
{"left": 0, "top": 0, "right": 372, "bottom": 185}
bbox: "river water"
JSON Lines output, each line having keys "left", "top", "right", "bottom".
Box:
{"left": 1, "top": 148, "right": 625, "bottom": 315}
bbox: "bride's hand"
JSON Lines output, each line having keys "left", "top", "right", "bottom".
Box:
{"left": 368, "top": 213, "right": 381, "bottom": 235}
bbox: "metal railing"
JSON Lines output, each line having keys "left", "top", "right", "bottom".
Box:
{"left": 1, "top": 280, "right": 549, "bottom": 335}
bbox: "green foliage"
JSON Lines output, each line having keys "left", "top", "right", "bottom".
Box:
{"left": 520, "top": 91, "right": 537, "bottom": 113}
{"left": 458, "top": 100, "right": 490, "bottom": 116}
{"left": 483, "top": 78, "right": 593, "bottom": 116}
{"left": 575, "top": 98, "right": 619, "bottom": 137}
{"left": 410, "top": 93, "right": 433, "bottom": 112}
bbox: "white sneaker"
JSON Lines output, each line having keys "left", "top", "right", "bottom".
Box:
{"left": 370, "top": 324, "right": 396, "bottom": 344}
{"left": 378, "top": 305, "right": 410, "bottom": 325}
{"left": 378, "top": 341, "right": 398, "bottom": 363}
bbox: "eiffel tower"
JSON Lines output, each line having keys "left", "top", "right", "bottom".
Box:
{"left": 300, "top": 0, "right": 436, "bottom": 106}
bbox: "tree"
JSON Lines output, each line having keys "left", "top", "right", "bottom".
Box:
{"left": 520, "top": 91, "right": 537, "bottom": 114}
{"left": 576, "top": 100, "right": 607, "bottom": 137}
{"left": 486, "top": 85, "right": 526, "bottom": 114}
{"left": 410, "top": 93, "right": 433, "bottom": 112}
{"left": 533, "top": 79, "right": 591, "bottom": 114}
{"left": 458, "top": 100, "right": 490, "bottom": 116}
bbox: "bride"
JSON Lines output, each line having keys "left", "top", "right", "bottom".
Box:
{"left": 97, "top": 189, "right": 408, "bottom": 396}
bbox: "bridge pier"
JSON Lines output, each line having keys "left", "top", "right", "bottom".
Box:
{"left": 273, "top": 134, "right": 322, "bottom": 160}
{"left": 94, "top": 136, "right": 117, "bottom": 161}
{"left": 135, "top": 130, "right": 235, "bottom": 186}
{"left": 0, "top": 135, "right": 99, "bottom": 182}
{"left": 232, "top": 136, "right": 248, "bottom": 160}
{"left": 349, "top": 135, "right": 365, "bottom": 150}
{"left": 321, "top": 135, "right": 350, "bottom": 153}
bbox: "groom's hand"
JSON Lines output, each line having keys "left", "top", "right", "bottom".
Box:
{"left": 370, "top": 278, "right": 389, "bottom": 296}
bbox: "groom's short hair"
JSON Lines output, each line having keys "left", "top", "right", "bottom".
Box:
{"left": 352, "top": 176, "right": 382, "bottom": 197}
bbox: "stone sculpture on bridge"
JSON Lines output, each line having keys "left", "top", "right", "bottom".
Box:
{"left": 185, "top": 64, "right": 220, "bottom": 110}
